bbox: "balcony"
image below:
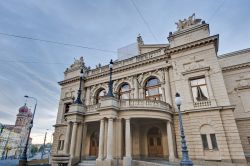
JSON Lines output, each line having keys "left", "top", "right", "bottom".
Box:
{"left": 119, "top": 99, "right": 171, "bottom": 112}
{"left": 193, "top": 100, "right": 211, "bottom": 108}
{"left": 86, "top": 99, "right": 172, "bottom": 113}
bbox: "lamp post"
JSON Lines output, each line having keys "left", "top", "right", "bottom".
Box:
{"left": 175, "top": 93, "right": 193, "bottom": 166}
{"left": 107, "top": 59, "right": 114, "bottom": 97}
{"left": 41, "top": 129, "right": 49, "bottom": 159}
{"left": 19, "top": 95, "right": 37, "bottom": 166}
{"left": 74, "top": 68, "right": 84, "bottom": 104}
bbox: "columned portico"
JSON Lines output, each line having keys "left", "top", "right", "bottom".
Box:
{"left": 64, "top": 121, "right": 72, "bottom": 154}
{"left": 70, "top": 122, "right": 78, "bottom": 158}
{"left": 167, "top": 121, "right": 175, "bottom": 162}
{"left": 123, "top": 118, "right": 132, "bottom": 166}
{"left": 106, "top": 118, "right": 114, "bottom": 160}
{"left": 97, "top": 119, "right": 105, "bottom": 160}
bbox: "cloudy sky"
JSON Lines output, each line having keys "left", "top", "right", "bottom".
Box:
{"left": 0, "top": 0, "right": 249, "bottom": 144}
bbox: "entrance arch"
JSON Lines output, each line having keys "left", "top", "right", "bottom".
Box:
{"left": 89, "top": 131, "right": 99, "bottom": 156}
{"left": 147, "top": 127, "right": 163, "bottom": 157}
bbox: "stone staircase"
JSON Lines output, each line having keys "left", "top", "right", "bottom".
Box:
{"left": 77, "top": 160, "right": 96, "bottom": 166}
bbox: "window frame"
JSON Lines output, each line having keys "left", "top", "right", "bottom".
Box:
{"left": 201, "top": 134, "right": 209, "bottom": 150}
{"left": 144, "top": 77, "right": 161, "bottom": 100}
{"left": 210, "top": 134, "right": 218, "bottom": 150}
{"left": 189, "top": 76, "right": 209, "bottom": 102}
{"left": 96, "top": 89, "right": 106, "bottom": 104}
{"left": 118, "top": 83, "right": 131, "bottom": 100}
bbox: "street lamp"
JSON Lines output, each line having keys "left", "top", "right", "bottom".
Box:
{"left": 74, "top": 68, "right": 84, "bottom": 104}
{"left": 175, "top": 93, "right": 193, "bottom": 166}
{"left": 19, "top": 95, "right": 37, "bottom": 166}
{"left": 107, "top": 59, "right": 114, "bottom": 97}
{"left": 41, "top": 129, "right": 49, "bottom": 159}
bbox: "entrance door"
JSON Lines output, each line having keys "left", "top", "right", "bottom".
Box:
{"left": 147, "top": 127, "right": 163, "bottom": 157}
{"left": 89, "top": 131, "right": 99, "bottom": 156}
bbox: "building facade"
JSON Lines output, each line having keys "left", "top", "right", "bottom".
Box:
{"left": 51, "top": 15, "right": 250, "bottom": 166}
{"left": 0, "top": 104, "right": 32, "bottom": 159}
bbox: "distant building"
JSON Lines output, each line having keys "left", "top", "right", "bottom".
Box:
{"left": 51, "top": 14, "right": 250, "bottom": 166}
{"left": 0, "top": 103, "right": 32, "bottom": 159}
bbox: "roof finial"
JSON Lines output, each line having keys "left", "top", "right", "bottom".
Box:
{"left": 137, "top": 33, "right": 144, "bottom": 45}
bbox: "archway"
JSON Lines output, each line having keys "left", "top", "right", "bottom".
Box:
{"left": 147, "top": 127, "right": 163, "bottom": 157}
{"left": 89, "top": 131, "right": 99, "bottom": 156}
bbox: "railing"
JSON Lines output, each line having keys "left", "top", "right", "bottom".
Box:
{"left": 119, "top": 99, "right": 171, "bottom": 111}
{"left": 86, "top": 48, "right": 164, "bottom": 77}
{"left": 193, "top": 100, "right": 211, "bottom": 108}
{"left": 86, "top": 103, "right": 100, "bottom": 113}
{"left": 85, "top": 99, "right": 171, "bottom": 113}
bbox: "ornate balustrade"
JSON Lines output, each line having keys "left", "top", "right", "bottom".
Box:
{"left": 120, "top": 99, "right": 171, "bottom": 112}
{"left": 193, "top": 100, "right": 211, "bottom": 108}
{"left": 86, "top": 103, "right": 101, "bottom": 113}
{"left": 86, "top": 99, "right": 172, "bottom": 113}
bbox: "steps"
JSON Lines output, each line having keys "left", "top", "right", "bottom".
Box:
{"left": 77, "top": 160, "right": 96, "bottom": 166}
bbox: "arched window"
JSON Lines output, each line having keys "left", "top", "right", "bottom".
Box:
{"left": 119, "top": 83, "right": 130, "bottom": 99}
{"left": 145, "top": 77, "right": 161, "bottom": 100}
{"left": 96, "top": 89, "right": 106, "bottom": 104}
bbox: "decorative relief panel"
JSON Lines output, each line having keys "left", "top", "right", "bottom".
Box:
{"left": 236, "top": 77, "right": 250, "bottom": 90}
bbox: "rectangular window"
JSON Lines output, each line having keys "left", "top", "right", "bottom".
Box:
{"left": 190, "top": 77, "right": 209, "bottom": 102}
{"left": 247, "top": 137, "right": 250, "bottom": 144}
{"left": 201, "top": 134, "right": 209, "bottom": 149}
{"left": 58, "top": 140, "right": 64, "bottom": 150}
{"left": 64, "top": 103, "right": 71, "bottom": 114}
{"left": 210, "top": 134, "right": 218, "bottom": 149}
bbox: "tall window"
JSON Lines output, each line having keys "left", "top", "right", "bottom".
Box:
{"left": 210, "top": 134, "right": 218, "bottom": 149}
{"left": 119, "top": 83, "right": 130, "bottom": 99}
{"left": 145, "top": 77, "right": 161, "bottom": 100}
{"left": 201, "top": 134, "right": 209, "bottom": 150}
{"left": 64, "top": 103, "right": 71, "bottom": 114}
{"left": 190, "top": 77, "right": 209, "bottom": 102}
{"left": 96, "top": 89, "right": 106, "bottom": 104}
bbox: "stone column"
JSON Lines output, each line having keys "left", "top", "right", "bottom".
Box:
{"left": 85, "top": 87, "right": 90, "bottom": 105}
{"left": 164, "top": 68, "right": 172, "bottom": 105}
{"left": 97, "top": 119, "right": 105, "bottom": 160}
{"left": 64, "top": 121, "right": 72, "bottom": 154}
{"left": 70, "top": 122, "right": 78, "bottom": 157}
{"left": 123, "top": 118, "right": 132, "bottom": 166}
{"left": 167, "top": 121, "right": 175, "bottom": 162}
{"left": 106, "top": 118, "right": 113, "bottom": 160}
{"left": 134, "top": 76, "right": 139, "bottom": 99}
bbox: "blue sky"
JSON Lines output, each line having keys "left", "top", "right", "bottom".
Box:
{"left": 0, "top": 0, "right": 249, "bottom": 143}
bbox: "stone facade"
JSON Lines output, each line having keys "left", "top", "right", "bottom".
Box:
{"left": 51, "top": 15, "right": 250, "bottom": 166}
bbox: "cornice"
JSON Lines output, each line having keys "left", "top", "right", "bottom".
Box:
{"left": 58, "top": 35, "right": 218, "bottom": 87}
{"left": 58, "top": 76, "right": 79, "bottom": 86}
{"left": 182, "top": 66, "right": 210, "bottom": 76}
{"left": 166, "top": 35, "right": 219, "bottom": 56}
{"left": 222, "top": 62, "right": 250, "bottom": 73}
{"left": 174, "top": 105, "right": 235, "bottom": 115}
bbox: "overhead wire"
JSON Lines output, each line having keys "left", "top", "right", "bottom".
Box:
{"left": 129, "top": 0, "right": 158, "bottom": 42}
{"left": 0, "top": 32, "right": 117, "bottom": 53}
{"left": 208, "top": 0, "right": 226, "bottom": 22}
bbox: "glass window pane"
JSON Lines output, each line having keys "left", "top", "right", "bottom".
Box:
{"left": 121, "top": 93, "right": 129, "bottom": 99}
{"left": 146, "top": 78, "right": 159, "bottom": 87}
{"left": 99, "top": 89, "right": 105, "bottom": 97}
{"left": 121, "top": 84, "right": 130, "bottom": 92}
{"left": 210, "top": 134, "right": 218, "bottom": 149}
{"left": 201, "top": 134, "right": 209, "bottom": 149}
{"left": 197, "top": 78, "right": 206, "bottom": 85}
{"left": 191, "top": 79, "right": 198, "bottom": 86}
{"left": 150, "top": 138, "right": 154, "bottom": 146}
{"left": 148, "top": 88, "right": 159, "bottom": 96}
